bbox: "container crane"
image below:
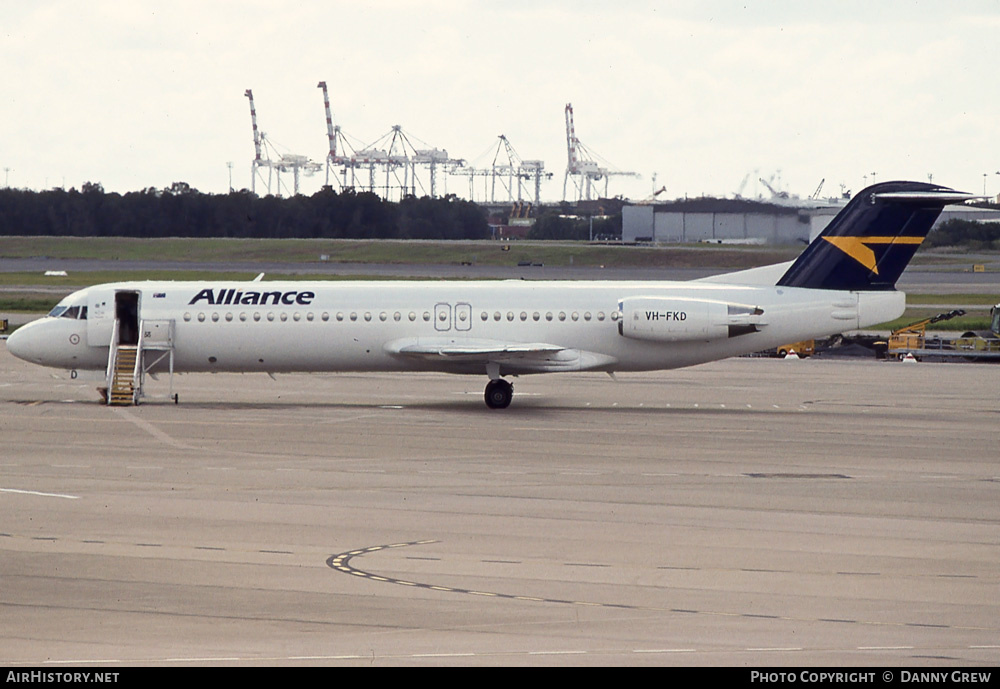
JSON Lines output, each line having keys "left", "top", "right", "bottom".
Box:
{"left": 244, "top": 89, "right": 321, "bottom": 196}
{"left": 244, "top": 89, "right": 272, "bottom": 195}
{"left": 451, "top": 135, "right": 550, "bottom": 206}
{"left": 351, "top": 125, "right": 462, "bottom": 200}
{"left": 563, "top": 103, "right": 638, "bottom": 202}
{"left": 317, "top": 81, "right": 359, "bottom": 190}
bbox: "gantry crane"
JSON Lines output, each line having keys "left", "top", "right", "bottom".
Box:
{"left": 317, "top": 81, "right": 359, "bottom": 190}
{"left": 452, "top": 135, "right": 550, "bottom": 206}
{"left": 563, "top": 103, "right": 638, "bottom": 202}
{"left": 350, "top": 125, "right": 462, "bottom": 200}
{"left": 244, "top": 89, "right": 321, "bottom": 196}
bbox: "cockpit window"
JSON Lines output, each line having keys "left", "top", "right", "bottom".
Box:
{"left": 47, "top": 305, "right": 87, "bottom": 319}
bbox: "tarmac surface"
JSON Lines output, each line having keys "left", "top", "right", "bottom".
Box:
{"left": 1, "top": 347, "right": 998, "bottom": 667}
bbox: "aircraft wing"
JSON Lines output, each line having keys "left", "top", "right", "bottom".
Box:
{"left": 387, "top": 338, "right": 566, "bottom": 361}
{"left": 385, "top": 338, "right": 618, "bottom": 373}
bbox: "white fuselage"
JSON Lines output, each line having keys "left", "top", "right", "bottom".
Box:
{"left": 7, "top": 279, "right": 906, "bottom": 376}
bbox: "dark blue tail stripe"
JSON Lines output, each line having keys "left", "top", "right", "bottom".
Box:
{"left": 777, "top": 181, "right": 962, "bottom": 291}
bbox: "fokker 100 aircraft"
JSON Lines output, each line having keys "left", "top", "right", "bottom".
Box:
{"left": 5, "top": 181, "right": 977, "bottom": 408}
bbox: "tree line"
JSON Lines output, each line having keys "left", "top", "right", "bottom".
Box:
{"left": 0, "top": 183, "right": 491, "bottom": 240}
{"left": 924, "top": 218, "right": 1000, "bottom": 250}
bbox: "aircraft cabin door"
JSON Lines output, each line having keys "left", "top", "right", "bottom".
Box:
{"left": 86, "top": 289, "right": 114, "bottom": 346}
{"left": 115, "top": 291, "right": 140, "bottom": 346}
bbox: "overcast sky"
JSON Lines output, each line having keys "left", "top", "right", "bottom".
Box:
{"left": 3, "top": 1, "right": 999, "bottom": 202}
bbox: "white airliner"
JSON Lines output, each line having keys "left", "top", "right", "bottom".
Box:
{"left": 5, "top": 182, "right": 976, "bottom": 408}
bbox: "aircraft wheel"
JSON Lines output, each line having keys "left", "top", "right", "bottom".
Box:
{"left": 484, "top": 379, "right": 513, "bottom": 409}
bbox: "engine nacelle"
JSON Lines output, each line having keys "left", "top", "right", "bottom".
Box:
{"left": 618, "top": 297, "right": 765, "bottom": 343}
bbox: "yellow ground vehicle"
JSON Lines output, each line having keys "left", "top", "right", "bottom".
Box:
{"left": 888, "top": 306, "right": 1000, "bottom": 361}
{"left": 776, "top": 340, "right": 815, "bottom": 357}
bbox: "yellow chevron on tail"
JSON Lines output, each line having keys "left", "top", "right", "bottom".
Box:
{"left": 821, "top": 236, "right": 925, "bottom": 274}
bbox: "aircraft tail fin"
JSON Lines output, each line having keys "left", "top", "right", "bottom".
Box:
{"left": 777, "top": 181, "right": 978, "bottom": 290}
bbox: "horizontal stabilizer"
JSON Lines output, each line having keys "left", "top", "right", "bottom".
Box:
{"left": 871, "top": 191, "right": 982, "bottom": 203}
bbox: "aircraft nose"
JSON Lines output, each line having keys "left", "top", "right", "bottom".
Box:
{"left": 6, "top": 321, "right": 42, "bottom": 364}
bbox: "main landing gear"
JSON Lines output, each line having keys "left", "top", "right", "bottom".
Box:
{"left": 484, "top": 378, "right": 513, "bottom": 409}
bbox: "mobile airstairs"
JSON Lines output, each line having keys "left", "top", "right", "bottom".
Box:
{"left": 104, "top": 318, "right": 177, "bottom": 405}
